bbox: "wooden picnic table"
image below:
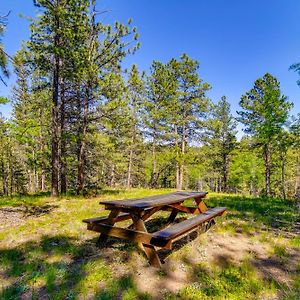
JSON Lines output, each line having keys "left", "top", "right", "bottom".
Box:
{"left": 83, "top": 191, "right": 226, "bottom": 267}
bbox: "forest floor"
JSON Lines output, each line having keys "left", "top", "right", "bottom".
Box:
{"left": 0, "top": 189, "right": 299, "bottom": 300}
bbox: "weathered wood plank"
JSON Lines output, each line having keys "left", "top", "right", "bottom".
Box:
{"left": 167, "top": 203, "right": 199, "bottom": 214}
{"left": 152, "top": 207, "right": 226, "bottom": 241}
{"left": 83, "top": 213, "right": 131, "bottom": 224}
{"left": 100, "top": 191, "right": 207, "bottom": 210}
{"left": 88, "top": 223, "right": 154, "bottom": 245}
{"left": 83, "top": 207, "right": 156, "bottom": 225}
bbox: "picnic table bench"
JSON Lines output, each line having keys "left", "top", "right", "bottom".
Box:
{"left": 83, "top": 191, "right": 226, "bottom": 267}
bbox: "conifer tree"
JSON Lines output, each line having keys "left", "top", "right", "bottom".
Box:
{"left": 125, "top": 65, "right": 145, "bottom": 188}
{"left": 145, "top": 61, "right": 176, "bottom": 187}
{"left": 12, "top": 48, "right": 51, "bottom": 193}
{"left": 204, "top": 96, "right": 237, "bottom": 192}
{"left": 29, "top": 0, "right": 139, "bottom": 195}
{"left": 169, "top": 54, "right": 210, "bottom": 189}
{"left": 238, "top": 73, "right": 293, "bottom": 196}
{"left": 0, "top": 12, "right": 9, "bottom": 85}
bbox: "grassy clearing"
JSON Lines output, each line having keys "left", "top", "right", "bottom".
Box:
{"left": 167, "top": 261, "right": 277, "bottom": 300}
{"left": 0, "top": 189, "right": 299, "bottom": 299}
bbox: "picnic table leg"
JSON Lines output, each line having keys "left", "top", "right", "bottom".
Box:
{"left": 96, "top": 209, "right": 120, "bottom": 247}
{"left": 167, "top": 208, "right": 178, "bottom": 223}
{"left": 127, "top": 207, "right": 161, "bottom": 229}
{"left": 131, "top": 213, "right": 162, "bottom": 268}
{"left": 194, "top": 196, "right": 216, "bottom": 230}
{"left": 194, "top": 196, "right": 208, "bottom": 213}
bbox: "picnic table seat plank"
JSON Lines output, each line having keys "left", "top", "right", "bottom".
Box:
{"left": 100, "top": 191, "right": 207, "bottom": 210}
{"left": 83, "top": 212, "right": 131, "bottom": 224}
{"left": 152, "top": 207, "right": 226, "bottom": 241}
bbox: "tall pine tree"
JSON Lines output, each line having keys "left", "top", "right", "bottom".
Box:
{"left": 238, "top": 73, "right": 293, "bottom": 196}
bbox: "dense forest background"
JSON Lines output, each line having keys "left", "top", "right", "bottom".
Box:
{"left": 0, "top": 0, "right": 300, "bottom": 199}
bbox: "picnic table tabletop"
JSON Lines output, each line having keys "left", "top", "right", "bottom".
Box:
{"left": 99, "top": 191, "right": 207, "bottom": 210}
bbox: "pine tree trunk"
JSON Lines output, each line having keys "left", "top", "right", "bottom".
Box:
{"left": 280, "top": 152, "right": 286, "bottom": 200}
{"left": 77, "top": 95, "right": 88, "bottom": 195}
{"left": 175, "top": 125, "right": 180, "bottom": 190}
{"left": 41, "top": 171, "right": 46, "bottom": 192}
{"left": 110, "top": 165, "right": 115, "bottom": 187}
{"left": 222, "top": 153, "right": 228, "bottom": 192}
{"left": 263, "top": 144, "right": 271, "bottom": 196}
{"left": 60, "top": 81, "right": 67, "bottom": 194}
{"left": 1, "top": 159, "right": 8, "bottom": 195}
{"left": 178, "top": 126, "right": 186, "bottom": 190}
{"left": 40, "top": 142, "right": 46, "bottom": 193}
{"left": 10, "top": 159, "right": 14, "bottom": 196}
{"left": 51, "top": 29, "right": 60, "bottom": 197}
{"left": 150, "top": 132, "right": 157, "bottom": 188}
{"left": 126, "top": 146, "right": 133, "bottom": 189}
{"left": 176, "top": 164, "right": 180, "bottom": 189}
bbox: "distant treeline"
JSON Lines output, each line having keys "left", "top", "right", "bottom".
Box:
{"left": 0, "top": 1, "right": 299, "bottom": 199}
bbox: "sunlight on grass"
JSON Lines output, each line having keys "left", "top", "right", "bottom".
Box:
{"left": 0, "top": 189, "right": 299, "bottom": 299}
{"left": 76, "top": 259, "right": 112, "bottom": 296}
{"left": 166, "top": 261, "right": 276, "bottom": 300}
{"left": 289, "top": 236, "right": 300, "bottom": 248}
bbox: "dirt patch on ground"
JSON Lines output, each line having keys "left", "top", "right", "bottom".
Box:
{"left": 104, "top": 229, "right": 299, "bottom": 296}
{"left": 0, "top": 207, "right": 27, "bottom": 230}
{"left": 0, "top": 204, "right": 58, "bottom": 230}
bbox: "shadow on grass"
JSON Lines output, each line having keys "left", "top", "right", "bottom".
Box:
{"left": 0, "top": 234, "right": 154, "bottom": 299}
{"left": 94, "top": 275, "right": 151, "bottom": 300}
{"left": 1, "top": 230, "right": 299, "bottom": 299}
{"left": 206, "top": 195, "right": 298, "bottom": 230}
{"left": 0, "top": 235, "right": 105, "bottom": 300}
{"left": 164, "top": 251, "right": 300, "bottom": 300}
{"left": 0, "top": 204, "right": 59, "bottom": 218}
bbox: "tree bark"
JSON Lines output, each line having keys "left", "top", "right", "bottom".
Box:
{"left": 174, "top": 125, "right": 180, "bottom": 190}
{"left": 222, "top": 153, "right": 228, "bottom": 192}
{"left": 77, "top": 92, "right": 88, "bottom": 195}
{"left": 263, "top": 144, "right": 271, "bottom": 196}
{"left": 51, "top": 14, "right": 60, "bottom": 197}
{"left": 60, "top": 81, "right": 67, "bottom": 194}
{"left": 110, "top": 164, "right": 115, "bottom": 187}
{"left": 280, "top": 152, "right": 286, "bottom": 200}
{"left": 126, "top": 146, "right": 133, "bottom": 189}
{"left": 150, "top": 129, "right": 158, "bottom": 188}
{"left": 178, "top": 125, "right": 186, "bottom": 190}
{"left": 1, "top": 159, "right": 8, "bottom": 195}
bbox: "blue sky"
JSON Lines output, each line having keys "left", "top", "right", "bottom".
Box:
{"left": 1, "top": 0, "right": 300, "bottom": 124}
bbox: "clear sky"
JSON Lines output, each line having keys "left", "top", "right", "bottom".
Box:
{"left": 1, "top": 0, "right": 300, "bottom": 124}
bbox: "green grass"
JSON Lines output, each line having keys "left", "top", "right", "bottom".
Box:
{"left": 289, "top": 236, "right": 300, "bottom": 248}
{"left": 205, "top": 193, "right": 298, "bottom": 230}
{"left": 167, "top": 261, "right": 276, "bottom": 300}
{"left": 0, "top": 189, "right": 299, "bottom": 299}
{"left": 0, "top": 192, "right": 51, "bottom": 207}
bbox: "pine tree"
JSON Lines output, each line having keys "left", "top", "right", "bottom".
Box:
{"left": 204, "top": 96, "right": 237, "bottom": 192}
{"left": 237, "top": 73, "right": 293, "bottom": 196}
{"left": 125, "top": 65, "right": 145, "bottom": 188}
{"left": 0, "top": 12, "right": 9, "bottom": 85}
{"left": 12, "top": 48, "right": 51, "bottom": 193}
{"left": 230, "top": 138, "right": 264, "bottom": 195}
{"left": 28, "top": 0, "right": 139, "bottom": 195}
{"left": 169, "top": 54, "right": 210, "bottom": 189}
{"left": 145, "top": 61, "right": 176, "bottom": 187}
